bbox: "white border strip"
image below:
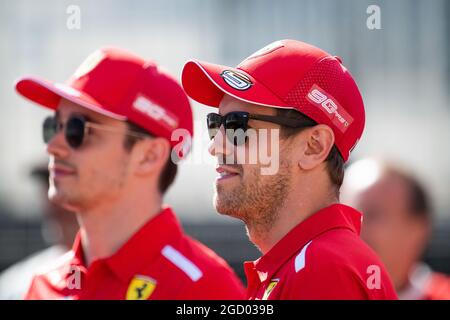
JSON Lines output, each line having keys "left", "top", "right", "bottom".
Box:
{"left": 161, "top": 245, "right": 203, "bottom": 282}
{"left": 295, "top": 240, "right": 312, "bottom": 273}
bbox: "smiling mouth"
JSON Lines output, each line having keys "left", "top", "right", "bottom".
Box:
{"left": 52, "top": 170, "right": 75, "bottom": 178}
{"left": 216, "top": 166, "right": 240, "bottom": 182}
{"left": 49, "top": 166, "right": 76, "bottom": 179}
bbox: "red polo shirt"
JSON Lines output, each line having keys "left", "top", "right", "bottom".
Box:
{"left": 244, "top": 204, "right": 398, "bottom": 300}
{"left": 25, "top": 207, "right": 245, "bottom": 300}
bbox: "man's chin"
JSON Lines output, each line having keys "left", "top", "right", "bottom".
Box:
{"left": 48, "top": 191, "right": 79, "bottom": 213}
{"left": 214, "top": 195, "right": 244, "bottom": 221}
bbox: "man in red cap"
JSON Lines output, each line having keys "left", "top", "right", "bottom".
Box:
{"left": 15, "top": 47, "right": 245, "bottom": 300}
{"left": 182, "top": 39, "right": 397, "bottom": 299}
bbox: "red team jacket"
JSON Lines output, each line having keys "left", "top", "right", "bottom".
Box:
{"left": 244, "top": 204, "right": 398, "bottom": 300}
{"left": 25, "top": 207, "right": 245, "bottom": 300}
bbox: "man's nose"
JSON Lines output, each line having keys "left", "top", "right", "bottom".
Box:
{"left": 208, "top": 126, "right": 234, "bottom": 157}
{"left": 46, "top": 129, "right": 70, "bottom": 159}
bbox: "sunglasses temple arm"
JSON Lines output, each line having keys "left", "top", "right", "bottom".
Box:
{"left": 249, "top": 114, "right": 316, "bottom": 128}
{"left": 85, "top": 122, "right": 150, "bottom": 139}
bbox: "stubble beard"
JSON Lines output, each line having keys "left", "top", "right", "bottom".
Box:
{"left": 214, "top": 161, "right": 292, "bottom": 242}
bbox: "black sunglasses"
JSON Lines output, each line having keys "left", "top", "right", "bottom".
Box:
{"left": 43, "top": 115, "right": 149, "bottom": 149}
{"left": 206, "top": 111, "right": 316, "bottom": 146}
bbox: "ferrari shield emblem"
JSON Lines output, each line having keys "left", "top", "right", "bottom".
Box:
{"left": 262, "top": 278, "right": 279, "bottom": 300}
{"left": 126, "top": 275, "right": 157, "bottom": 300}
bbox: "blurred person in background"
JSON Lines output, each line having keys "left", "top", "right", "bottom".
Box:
{"left": 14, "top": 47, "right": 245, "bottom": 300}
{"left": 0, "top": 163, "right": 78, "bottom": 299}
{"left": 182, "top": 39, "right": 397, "bottom": 299}
{"left": 341, "top": 158, "right": 450, "bottom": 300}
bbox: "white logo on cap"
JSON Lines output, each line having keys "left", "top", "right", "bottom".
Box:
{"left": 221, "top": 70, "right": 252, "bottom": 91}
{"left": 133, "top": 95, "right": 178, "bottom": 130}
{"left": 306, "top": 84, "right": 354, "bottom": 133}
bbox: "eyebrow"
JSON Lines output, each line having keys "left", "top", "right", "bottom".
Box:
{"left": 74, "top": 113, "right": 97, "bottom": 123}
{"left": 54, "top": 111, "right": 101, "bottom": 124}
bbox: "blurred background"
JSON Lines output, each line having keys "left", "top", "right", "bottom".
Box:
{"left": 0, "top": 0, "right": 449, "bottom": 296}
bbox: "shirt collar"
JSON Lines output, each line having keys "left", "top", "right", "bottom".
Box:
{"left": 245, "top": 204, "right": 363, "bottom": 283}
{"left": 69, "top": 206, "right": 183, "bottom": 283}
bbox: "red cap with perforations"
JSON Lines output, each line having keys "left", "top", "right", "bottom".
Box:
{"left": 182, "top": 39, "right": 365, "bottom": 161}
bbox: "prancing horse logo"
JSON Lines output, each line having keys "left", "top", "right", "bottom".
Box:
{"left": 126, "top": 275, "right": 157, "bottom": 300}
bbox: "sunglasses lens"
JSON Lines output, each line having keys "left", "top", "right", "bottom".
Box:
{"left": 207, "top": 113, "right": 222, "bottom": 140}
{"left": 225, "top": 113, "right": 248, "bottom": 146}
{"left": 207, "top": 112, "right": 249, "bottom": 146}
{"left": 226, "top": 128, "right": 247, "bottom": 146}
{"left": 43, "top": 117, "right": 57, "bottom": 143}
{"left": 65, "top": 117, "right": 85, "bottom": 148}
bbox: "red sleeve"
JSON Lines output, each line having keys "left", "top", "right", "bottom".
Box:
{"left": 287, "top": 263, "right": 369, "bottom": 300}
{"left": 283, "top": 235, "right": 398, "bottom": 300}
{"left": 181, "top": 267, "right": 246, "bottom": 300}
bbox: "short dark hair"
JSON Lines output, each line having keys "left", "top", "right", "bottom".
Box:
{"left": 276, "top": 108, "right": 345, "bottom": 193}
{"left": 123, "top": 122, "right": 177, "bottom": 194}
{"left": 385, "top": 167, "right": 432, "bottom": 221}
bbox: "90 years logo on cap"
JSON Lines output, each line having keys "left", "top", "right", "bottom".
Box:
{"left": 221, "top": 70, "right": 253, "bottom": 91}
{"left": 307, "top": 84, "right": 353, "bottom": 133}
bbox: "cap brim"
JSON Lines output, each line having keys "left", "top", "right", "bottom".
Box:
{"left": 15, "top": 76, "right": 126, "bottom": 120}
{"left": 182, "top": 60, "right": 289, "bottom": 109}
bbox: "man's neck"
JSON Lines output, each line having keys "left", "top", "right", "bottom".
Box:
{"left": 248, "top": 190, "right": 338, "bottom": 255}
{"left": 76, "top": 191, "right": 162, "bottom": 266}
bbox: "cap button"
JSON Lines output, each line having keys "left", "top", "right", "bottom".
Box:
{"left": 334, "top": 56, "right": 343, "bottom": 63}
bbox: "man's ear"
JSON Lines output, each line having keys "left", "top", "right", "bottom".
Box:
{"left": 132, "top": 137, "right": 171, "bottom": 176}
{"left": 298, "top": 124, "right": 335, "bottom": 170}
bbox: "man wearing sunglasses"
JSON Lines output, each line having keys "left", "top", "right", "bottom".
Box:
{"left": 15, "top": 47, "right": 245, "bottom": 300}
{"left": 182, "top": 39, "right": 397, "bottom": 299}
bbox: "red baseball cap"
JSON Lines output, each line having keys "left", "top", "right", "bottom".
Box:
{"left": 181, "top": 39, "right": 365, "bottom": 161}
{"left": 15, "top": 47, "right": 193, "bottom": 158}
